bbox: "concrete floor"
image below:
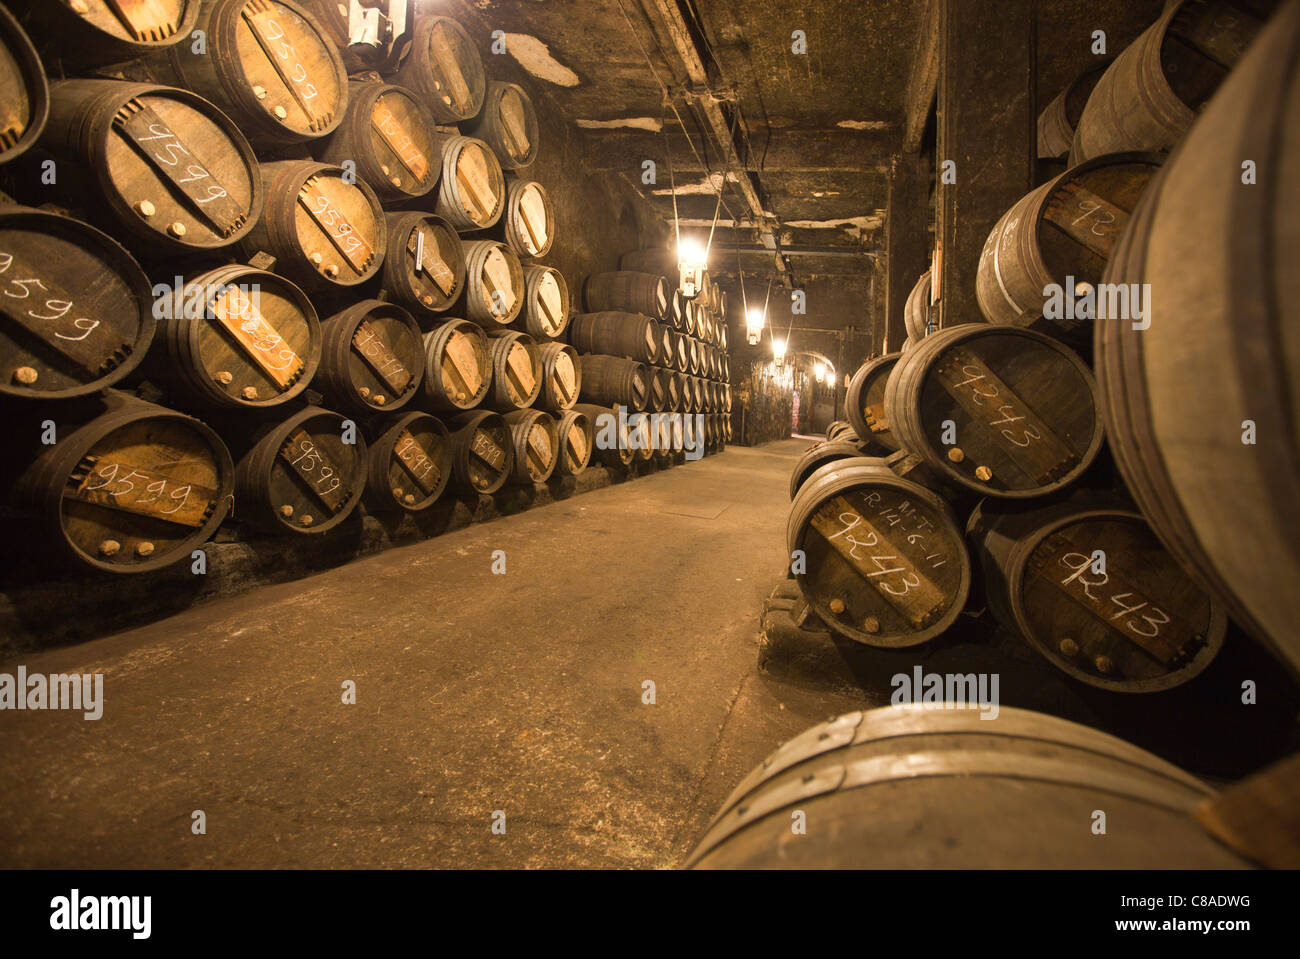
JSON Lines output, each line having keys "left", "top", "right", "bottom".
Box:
{"left": 0, "top": 439, "right": 871, "bottom": 869}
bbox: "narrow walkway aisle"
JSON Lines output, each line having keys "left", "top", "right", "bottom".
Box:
{"left": 0, "top": 439, "right": 869, "bottom": 868}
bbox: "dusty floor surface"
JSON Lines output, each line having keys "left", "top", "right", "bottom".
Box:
{"left": 0, "top": 439, "right": 874, "bottom": 868}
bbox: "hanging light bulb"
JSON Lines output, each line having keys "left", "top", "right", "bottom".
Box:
{"left": 814, "top": 361, "right": 826, "bottom": 383}
{"left": 772, "top": 337, "right": 786, "bottom": 364}
{"left": 677, "top": 237, "right": 705, "bottom": 300}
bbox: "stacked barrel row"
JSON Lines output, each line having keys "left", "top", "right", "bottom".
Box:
{"left": 566, "top": 250, "right": 733, "bottom": 468}
{"left": 0, "top": 2, "right": 727, "bottom": 576}
{"left": 786, "top": 0, "right": 1298, "bottom": 698}
{"left": 697, "top": 0, "right": 1300, "bottom": 872}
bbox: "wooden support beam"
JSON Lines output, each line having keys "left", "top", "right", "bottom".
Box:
{"left": 884, "top": 154, "right": 930, "bottom": 352}
{"left": 934, "top": 0, "right": 1036, "bottom": 329}
{"left": 903, "top": 0, "right": 939, "bottom": 154}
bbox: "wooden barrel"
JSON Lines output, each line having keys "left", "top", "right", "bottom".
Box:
{"left": 844, "top": 356, "right": 902, "bottom": 453}
{"left": 518, "top": 265, "right": 569, "bottom": 341}
{"left": 0, "top": 4, "right": 47, "bottom": 166}
{"left": 669, "top": 330, "right": 688, "bottom": 373}
{"left": 463, "top": 80, "right": 539, "bottom": 171}
{"left": 389, "top": 15, "right": 485, "bottom": 124}
{"left": 662, "top": 369, "right": 682, "bottom": 413}
{"left": 669, "top": 289, "right": 689, "bottom": 332}
{"left": 579, "top": 355, "right": 649, "bottom": 412}
{"left": 787, "top": 439, "right": 864, "bottom": 499}
{"left": 1038, "top": 58, "right": 1112, "bottom": 159}
{"left": 584, "top": 271, "right": 669, "bottom": 322}
{"left": 8, "top": 391, "right": 233, "bottom": 573}
{"left": 884, "top": 324, "right": 1103, "bottom": 499}
{"left": 682, "top": 297, "right": 699, "bottom": 336}
{"left": 679, "top": 373, "right": 696, "bottom": 414}
{"left": 537, "top": 342, "right": 580, "bottom": 413}
{"left": 645, "top": 366, "right": 669, "bottom": 412}
{"left": 575, "top": 403, "right": 632, "bottom": 467}
{"left": 502, "top": 409, "right": 558, "bottom": 484}
{"left": 626, "top": 411, "right": 653, "bottom": 462}
{"left": 691, "top": 376, "right": 707, "bottom": 414}
{"left": 0, "top": 206, "right": 154, "bottom": 401}
{"left": 1095, "top": 0, "right": 1300, "bottom": 673}
{"left": 969, "top": 497, "right": 1228, "bottom": 693}
{"left": 460, "top": 239, "right": 523, "bottom": 327}
{"left": 231, "top": 404, "right": 366, "bottom": 535}
{"left": 568, "top": 311, "right": 658, "bottom": 364}
{"left": 1070, "top": 0, "right": 1266, "bottom": 163}
{"left": 825, "top": 420, "right": 856, "bottom": 442}
{"left": 12, "top": 0, "right": 200, "bottom": 66}
{"left": 434, "top": 135, "right": 505, "bottom": 231}
{"left": 483, "top": 328, "right": 540, "bottom": 412}
{"left": 975, "top": 152, "right": 1163, "bottom": 336}
{"left": 787, "top": 456, "right": 970, "bottom": 647}
{"left": 379, "top": 212, "right": 465, "bottom": 318}
{"left": 42, "top": 79, "right": 262, "bottom": 253}
{"left": 317, "top": 300, "right": 424, "bottom": 416}
{"left": 163, "top": 0, "right": 346, "bottom": 149}
{"left": 903, "top": 270, "right": 931, "bottom": 342}
{"left": 242, "top": 160, "right": 386, "bottom": 291}
{"left": 618, "top": 248, "right": 673, "bottom": 273}
{"left": 446, "top": 410, "right": 513, "bottom": 494}
{"left": 318, "top": 80, "right": 441, "bottom": 202}
{"left": 420, "top": 319, "right": 490, "bottom": 412}
{"left": 686, "top": 705, "right": 1244, "bottom": 869}
{"left": 154, "top": 265, "right": 319, "bottom": 410}
{"left": 554, "top": 409, "right": 593, "bottom": 477}
{"left": 362, "top": 411, "right": 451, "bottom": 513}
{"left": 497, "top": 179, "right": 555, "bottom": 260}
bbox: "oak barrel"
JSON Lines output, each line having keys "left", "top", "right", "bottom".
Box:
{"left": 517, "top": 265, "right": 569, "bottom": 341}
{"left": 584, "top": 270, "right": 670, "bottom": 323}
{"left": 462, "top": 80, "right": 539, "bottom": 171}
{"left": 969, "top": 497, "right": 1227, "bottom": 692}
{"left": 231, "top": 404, "right": 366, "bottom": 535}
{"left": 568, "top": 311, "right": 658, "bottom": 364}
{"left": 446, "top": 410, "right": 514, "bottom": 495}
{"left": 687, "top": 706, "right": 1245, "bottom": 868}
{"left": 242, "top": 160, "right": 386, "bottom": 291}
{"left": 0, "top": 206, "right": 154, "bottom": 401}
{"left": 1070, "top": 0, "right": 1266, "bottom": 163}
{"left": 884, "top": 324, "right": 1103, "bottom": 498}
{"left": 788, "top": 439, "right": 869, "bottom": 500}
{"left": 483, "top": 328, "right": 541, "bottom": 412}
{"left": 0, "top": 4, "right": 47, "bottom": 166}
{"left": 578, "top": 355, "right": 649, "bottom": 413}
{"left": 460, "top": 239, "right": 523, "bottom": 326}
{"left": 434, "top": 134, "right": 505, "bottom": 231}
{"left": 575, "top": 403, "right": 633, "bottom": 467}
{"left": 317, "top": 300, "right": 424, "bottom": 416}
{"left": 12, "top": 0, "right": 200, "bottom": 66}
{"left": 502, "top": 409, "right": 559, "bottom": 484}
{"left": 420, "top": 319, "right": 491, "bottom": 412}
{"left": 1037, "top": 58, "right": 1111, "bottom": 159}
{"left": 536, "top": 341, "right": 580, "bottom": 413}
{"left": 787, "top": 456, "right": 970, "bottom": 647}
{"left": 362, "top": 411, "right": 452, "bottom": 513}
{"left": 319, "top": 80, "right": 441, "bottom": 202}
{"left": 554, "top": 409, "right": 593, "bottom": 477}
{"left": 8, "top": 391, "right": 233, "bottom": 573}
{"left": 389, "top": 15, "right": 485, "bottom": 124}
{"left": 42, "top": 79, "right": 263, "bottom": 253}
{"left": 975, "top": 152, "right": 1162, "bottom": 337}
{"left": 379, "top": 212, "right": 465, "bottom": 318}
{"left": 153, "top": 265, "right": 319, "bottom": 410}
{"left": 163, "top": 0, "right": 346, "bottom": 149}
{"left": 497, "top": 179, "right": 555, "bottom": 260}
